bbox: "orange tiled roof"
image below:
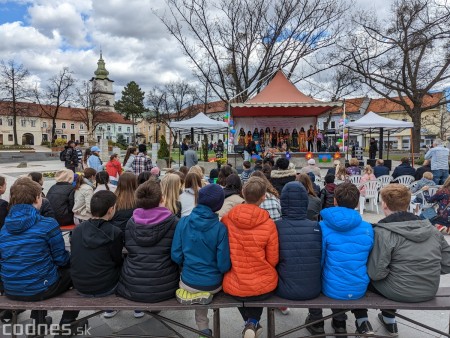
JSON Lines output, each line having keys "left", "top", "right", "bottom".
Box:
{"left": 367, "top": 93, "right": 443, "bottom": 113}
{"left": 330, "top": 97, "right": 366, "bottom": 115}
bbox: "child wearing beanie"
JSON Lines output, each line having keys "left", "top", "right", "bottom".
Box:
{"left": 171, "top": 184, "right": 231, "bottom": 337}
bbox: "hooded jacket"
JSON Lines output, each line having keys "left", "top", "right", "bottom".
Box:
{"left": 46, "top": 182, "right": 75, "bottom": 226}
{"left": 179, "top": 188, "right": 197, "bottom": 217}
{"left": 275, "top": 182, "right": 322, "bottom": 300}
{"left": 368, "top": 212, "right": 450, "bottom": 302}
{"left": 320, "top": 206, "right": 374, "bottom": 300}
{"left": 320, "top": 183, "right": 336, "bottom": 209}
{"left": 0, "top": 204, "right": 69, "bottom": 296}
{"left": 172, "top": 204, "right": 231, "bottom": 290}
{"left": 270, "top": 164, "right": 297, "bottom": 195}
{"left": 222, "top": 204, "right": 279, "bottom": 297}
{"left": 109, "top": 208, "right": 133, "bottom": 232}
{"left": 117, "top": 207, "right": 179, "bottom": 303}
{"left": 70, "top": 219, "right": 123, "bottom": 295}
{"left": 72, "top": 180, "right": 94, "bottom": 221}
{"left": 392, "top": 162, "right": 416, "bottom": 179}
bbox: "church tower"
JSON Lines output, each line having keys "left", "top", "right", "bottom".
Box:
{"left": 90, "top": 52, "right": 115, "bottom": 110}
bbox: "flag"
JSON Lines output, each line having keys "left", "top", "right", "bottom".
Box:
{"left": 319, "top": 154, "right": 332, "bottom": 163}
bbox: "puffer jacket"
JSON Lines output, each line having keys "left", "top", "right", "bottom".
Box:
{"left": 275, "top": 182, "right": 322, "bottom": 300}
{"left": 270, "top": 164, "right": 297, "bottom": 195}
{"left": 72, "top": 181, "right": 94, "bottom": 221}
{"left": 110, "top": 208, "right": 133, "bottom": 232}
{"left": 222, "top": 204, "right": 279, "bottom": 297}
{"left": 40, "top": 198, "right": 55, "bottom": 219}
{"left": 172, "top": 204, "right": 231, "bottom": 289}
{"left": 117, "top": 207, "right": 179, "bottom": 303}
{"left": 0, "top": 204, "right": 69, "bottom": 296}
{"left": 320, "top": 206, "right": 374, "bottom": 300}
{"left": 368, "top": 212, "right": 450, "bottom": 302}
{"left": 70, "top": 219, "right": 123, "bottom": 295}
{"left": 46, "top": 182, "right": 75, "bottom": 226}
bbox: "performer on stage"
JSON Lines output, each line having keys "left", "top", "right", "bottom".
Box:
{"left": 259, "top": 129, "right": 265, "bottom": 152}
{"left": 307, "top": 125, "right": 315, "bottom": 152}
{"left": 299, "top": 127, "right": 307, "bottom": 152}
{"left": 284, "top": 129, "right": 290, "bottom": 149}
{"left": 292, "top": 128, "right": 299, "bottom": 149}
{"left": 246, "top": 131, "right": 252, "bottom": 146}
{"left": 316, "top": 129, "right": 323, "bottom": 152}
{"left": 278, "top": 128, "right": 284, "bottom": 148}
{"left": 252, "top": 128, "right": 259, "bottom": 142}
{"left": 264, "top": 127, "right": 271, "bottom": 148}
{"left": 238, "top": 128, "right": 246, "bottom": 146}
{"left": 271, "top": 127, "right": 278, "bottom": 147}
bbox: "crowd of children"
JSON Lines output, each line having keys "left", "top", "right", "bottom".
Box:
{"left": 0, "top": 154, "right": 449, "bottom": 338}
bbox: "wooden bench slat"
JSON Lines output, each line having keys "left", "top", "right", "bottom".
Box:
{"left": 243, "top": 292, "right": 450, "bottom": 310}
{"left": 0, "top": 290, "right": 241, "bottom": 311}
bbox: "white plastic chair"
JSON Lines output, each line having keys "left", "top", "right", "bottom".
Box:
{"left": 392, "top": 175, "right": 415, "bottom": 187}
{"left": 409, "top": 181, "right": 419, "bottom": 192}
{"left": 359, "top": 180, "right": 381, "bottom": 214}
{"left": 377, "top": 175, "right": 393, "bottom": 189}
{"left": 409, "top": 186, "right": 441, "bottom": 215}
{"left": 350, "top": 175, "right": 362, "bottom": 186}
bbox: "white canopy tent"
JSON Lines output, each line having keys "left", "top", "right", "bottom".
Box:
{"left": 346, "top": 111, "right": 414, "bottom": 161}
{"left": 169, "top": 112, "right": 229, "bottom": 166}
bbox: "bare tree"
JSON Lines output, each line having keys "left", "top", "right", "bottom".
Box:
{"left": 33, "top": 67, "right": 75, "bottom": 143}
{"left": 158, "top": 0, "right": 348, "bottom": 102}
{"left": 74, "top": 81, "right": 110, "bottom": 144}
{"left": 338, "top": 0, "right": 450, "bottom": 151}
{"left": 423, "top": 99, "right": 450, "bottom": 141}
{"left": 0, "top": 60, "right": 31, "bottom": 145}
{"left": 147, "top": 80, "right": 199, "bottom": 142}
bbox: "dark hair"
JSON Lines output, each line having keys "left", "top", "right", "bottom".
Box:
{"left": 225, "top": 174, "right": 242, "bottom": 192}
{"left": 263, "top": 157, "right": 274, "bottom": 167}
{"left": 296, "top": 173, "right": 317, "bottom": 197}
{"left": 91, "top": 190, "right": 117, "bottom": 217}
{"left": 401, "top": 157, "right": 410, "bottom": 164}
{"left": 334, "top": 182, "right": 360, "bottom": 209}
{"left": 179, "top": 166, "right": 189, "bottom": 176}
{"left": 95, "top": 171, "right": 110, "bottom": 190}
{"left": 243, "top": 161, "right": 251, "bottom": 169}
{"left": 217, "top": 165, "right": 233, "bottom": 187}
{"left": 28, "top": 172, "right": 43, "bottom": 184}
{"left": 75, "top": 168, "right": 97, "bottom": 190}
{"left": 209, "top": 168, "right": 219, "bottom": 179}
{"left": 110, "top": 153, "right": 118, "bottom": 161}
{"left": 136, "top": 178, "right": 162, "bottom": 209}
{"left": 67, "top": 140, "right": 75, "bottom": 146}
{"left": 251, "top": 170, "right": 279, "bottom": 198}
{"left": 137, "top": 171, "right": 152, "bottom": 185}
{"left": 261, "top": 164, "right": 272, "bottom": 180}
{"left": 123, "top": 147, "right": 137, "bottom": 166}
{"left": 9, "top": 177, "right": 42, "bottom": 206}
{"left": 325, "top": 174, "right": 335, "bottom": 184}
{"left": 276, "top": 157, "right": 289, "bottom": 170}
{"left": 173, "top": 171, "right": 185, "bottom": 187}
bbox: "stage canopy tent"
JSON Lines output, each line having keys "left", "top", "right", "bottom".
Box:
{"left": 346, "top": 111, "right": 413, "bottom": 132}
{"left": 169, "top": 112, "right": 228, "bottom": 134}
{"left": 231, "top": 70, "right": 341, "bottom": 117}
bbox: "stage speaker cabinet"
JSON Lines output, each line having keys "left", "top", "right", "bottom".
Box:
{"left": 234, "top": 145, "right": 245, "bottom": 154}
{"left": 367, "top": 159, "right": 392, "bottom": 170}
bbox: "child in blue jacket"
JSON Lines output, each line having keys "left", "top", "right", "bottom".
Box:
{"left": 305, "top": 182, "right": 374, "bottom": 337}
{"left": 171, "top": 184, "right": 231, "bottom": 337}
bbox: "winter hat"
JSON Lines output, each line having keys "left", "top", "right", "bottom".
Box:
{"left": 55, "top": 169, "right": 74, "bottom": 184}
{"left": 138, "top": 144, "right": 147, "bottom": 153}
{"left": 198, "top": 184, "right": 225, "bottom": 212}
{"left": 308, "top": 159, "right": 316, "bottom": 165}
{"left": 150, "top": 167, "right": 160, "bottom": 176}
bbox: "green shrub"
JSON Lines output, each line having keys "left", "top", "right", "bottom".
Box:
{"left": 158, "top": 135, "right": 170, "bottom": 159}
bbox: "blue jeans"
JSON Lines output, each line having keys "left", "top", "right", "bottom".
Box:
{"left": 432, "top": 169, "right": 449, "bottom": 185}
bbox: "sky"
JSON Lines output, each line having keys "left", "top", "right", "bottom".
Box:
{"left": 0, "top": 0, "right": 393, "bottom": 99}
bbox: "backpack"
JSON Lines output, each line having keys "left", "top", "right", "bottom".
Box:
{"left": 60, "top": 148, "right": 67, "bottom": 161}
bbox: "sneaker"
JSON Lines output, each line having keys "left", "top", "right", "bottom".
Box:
{"left": 355, "top": 320, "right": 374, "bottom": 336}
{"left": 332, "top": 319, "right": 347, "bottom": 338}
{"left": 279, "top": 307, "right": 290, "bottom": 315}
{"left": 242, "top": 322, "right": 263, "bottom": 338}
{"left": 134, "top": 311, "right": 145, "bottom": 318}
{"left": 436, "top": 224, "right": 446, "bottom": 232}
{"left": 176, "top": 288, "right": 213, "bottom": 305}
{"left": 199, "top": 328, "right": 212, "bottom": 338}
{"left": 103, "top": 310, "right": 118, "bottom": 318}
{"left": 304, "top": 314, "right": 325, "bottom": 335}
{"left": 378, "top": 313, "right": 398, "bottom": 336}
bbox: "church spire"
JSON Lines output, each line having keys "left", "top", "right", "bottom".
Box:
{"left": 94, "top": 51, "right": 109, "bottom": 80}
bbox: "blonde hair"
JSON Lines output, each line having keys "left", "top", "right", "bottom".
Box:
{"left": 243, "top": 177, "right": 267, "bottom": 204}
{"left": 363, "top": 165, "right": 373, "bottom": 175}
{"left": 443, "top": 176, "right": 450, "bottom": 189}
{"left": 336, "top": 164, "right": 349, "bottom": 181}
{"left": 188, "top": 165, "right": 207, "bottom": 186}
{"left": 349, "top": 158, "right": 359, "bottom": 166}
{"left": 161, "top": 173, "right": 181, "bottom": 215}
{"left": 423, "top": 172, "right": 433, "bottom": 180}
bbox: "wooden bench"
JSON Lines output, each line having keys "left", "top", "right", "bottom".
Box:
{"left": 0, "top": 289, "right": 242, "bottom": 338}
{"left": 244, "top": 287, "right": 450, "bottom": 338}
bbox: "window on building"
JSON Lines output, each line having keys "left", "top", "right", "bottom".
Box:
{"left": 80, "top": 123, "right": 84, "bottom": 130}
{"left": 107, "top": 126, "right": 111, "bottom": 131}
{"left": 8, "top": 135, "right": 13, "bottom": 142}
{"left": 31, "top": 120, "right": 36, "bottom": 127}
{"left": 62, "top": 122, "right": 66, "bottom": 129}
{"left": 42, "top": 121, "right": 47, "bottom": 128}
{"left": 61, "top": 135, "right": 67, "bottom": 139}
{"left": 42, "top": 134, "right": 48, "bottom": 142}
{"left": 330, "top": 121, "right": 336, "bottom": 129}
{"left": 127, "top": 127, "right": 130, "bottom": 132}
{"left": 0, "top": 118, "right": 2, "bottom": 126}
{"left": 118, "top": 126, "right": 122, "bottom": 132}
{"left": 70, "top": 123, "right": 75, "bottom": 129}
{"left": 105, "top": 100, "right": 110, "bottom": 106}
{"left": 8, "top": 119, "right": 13, "bottom": 127}
{"left": 21, "top": 119, "right": 26, "bottom": 127}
